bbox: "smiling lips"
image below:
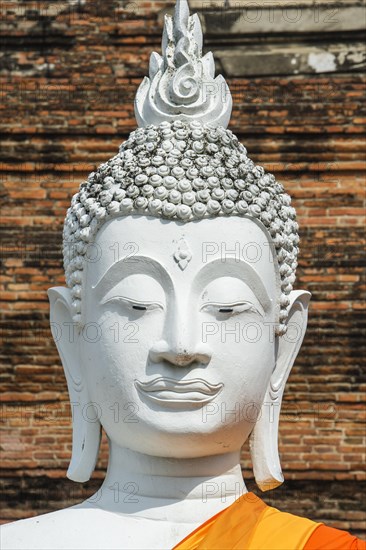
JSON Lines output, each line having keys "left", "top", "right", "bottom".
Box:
{"left": 135, "top": 377, "right": 223, "bottom": 407}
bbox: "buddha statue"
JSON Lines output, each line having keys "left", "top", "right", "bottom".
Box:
{"left": 1, "top": 1, "right": 364, "bottom": 549}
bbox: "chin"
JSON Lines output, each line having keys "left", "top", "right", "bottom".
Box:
{"left": 125, "top": 437, "right": 242, "bottom": 460}
{"left": 109, "top": 411, "right": 248, "bottom": 459}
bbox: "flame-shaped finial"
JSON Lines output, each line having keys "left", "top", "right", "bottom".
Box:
{"left": 134, "top": 0, "right": 232, "bottom": 128}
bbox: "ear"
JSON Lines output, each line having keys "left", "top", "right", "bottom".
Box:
{"left": 249, "top": 290, "right": 311, "bottom": 491}
{"left": 48, "top": 287, "right": 101, "bottom": 483}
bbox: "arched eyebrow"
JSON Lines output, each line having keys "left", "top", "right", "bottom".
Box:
{"left": 192, "top": 258, "right": 274, "bottom": 313}
{"left": 92, "top": 255, "right": 174, "bottom": 300}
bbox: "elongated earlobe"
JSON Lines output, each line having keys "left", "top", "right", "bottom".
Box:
{"left": 249, "top": 290, "right": 311, "bottom": 491}
{"left": 48, "top": 287, "right": 101, "bottom": 483}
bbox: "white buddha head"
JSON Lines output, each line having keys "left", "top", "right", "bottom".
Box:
{"left": 48, "top": 0, "right": 310, "bottom": 493}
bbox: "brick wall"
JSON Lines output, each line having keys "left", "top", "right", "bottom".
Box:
{"left": 1, "top": 0, "right": 365, "bottom": 536}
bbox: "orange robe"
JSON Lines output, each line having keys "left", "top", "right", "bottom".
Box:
{"left": 173, "top": 493, "right": 366, "bottom": 550}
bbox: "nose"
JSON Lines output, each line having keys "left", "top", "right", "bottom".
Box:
{"left": 149, "top": 310, "right": 212, "bottom": 368}
{"left": 149, "top": 340, "right": 212, "bottom": 368}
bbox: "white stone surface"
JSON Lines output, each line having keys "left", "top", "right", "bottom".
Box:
{"left": 1, "top": 216, "right": 310, "bottom": 549}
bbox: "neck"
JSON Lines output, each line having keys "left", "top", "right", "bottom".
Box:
{"left": 92, "top": 439, "right": 247, "bottom": 524}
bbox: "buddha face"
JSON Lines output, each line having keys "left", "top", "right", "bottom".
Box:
{"left": 76, "top": 214, "right": 281, "bottom": 458}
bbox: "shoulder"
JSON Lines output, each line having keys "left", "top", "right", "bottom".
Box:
{"left": 258, "top": 506, "right": 366, "bottom": 550}
{"left": 260, "top": 506, "right": 365, "bottom": 550}
{"left": 304, "top": 524, "right": 366, "bottom": 550}
{"left": 0, "top": 503, "right": 119, "bottom": 550}
{"left": 218, "top": 495, "right": 366, "bottom": 550}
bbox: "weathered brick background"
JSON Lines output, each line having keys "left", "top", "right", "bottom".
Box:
{"left": 1, "top": 0, "right": 365, "bottom": 537}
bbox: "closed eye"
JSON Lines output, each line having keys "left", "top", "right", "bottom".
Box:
{"left": 132, "top": 305, "right": 147, "bottom": 311}
{"left": 101, "top": 296, "right": 164, "bottom": 312}
{"left": 200, "top": 302, "right": 263, "bottom": 317}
